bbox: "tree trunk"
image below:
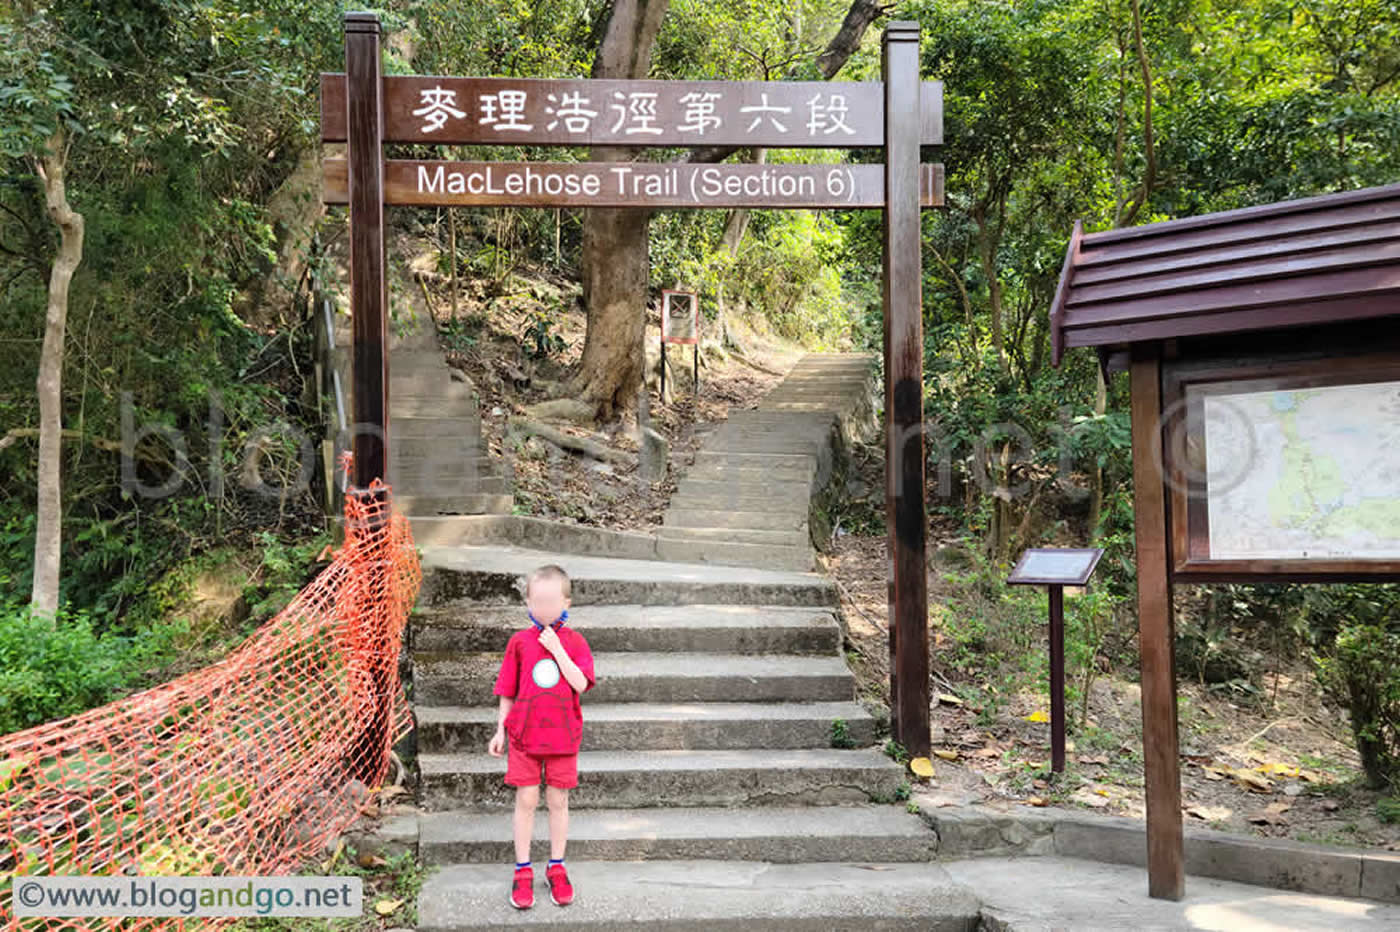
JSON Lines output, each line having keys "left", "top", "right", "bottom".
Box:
{"left": 32, "top": 129, "right": 84, "bottom": 617}
{"left": 568, "top": 0, "right": 671, "bottom": 421}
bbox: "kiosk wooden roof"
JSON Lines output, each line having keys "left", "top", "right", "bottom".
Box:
{"left": 1046, "top": 180, "right": 1400, "bottom": 902}
{"left": 1050, "top": 181, "right": 1400, "bottom": 370}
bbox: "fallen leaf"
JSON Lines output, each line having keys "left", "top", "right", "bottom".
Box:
{"left": 909, "top": 757, "right": 935, "bottom": 778}
{"left": 1202, "top": 766, "right": 1227, "bottom": 781}
{"left": 1320, "top": 799, "right": 1341, "bottom": 812}
{"left": 937, "top": 693, "right": 964, "bottom": 707}
{"left": 1077, "top": 755, "right": 1108, "bottom": 766}
{"left": 852, "top": 864, "right": 896, "bottom": 871}
{"left": 374, "top": 898, "right": 404, "bottom": 917}
{"left": 357, "top": 852, "right": 388, "bottom": 869}
{"left": 1256, "top": 762, "right": 1299, "bottom": 778}
{"left": 1186, "top": 804, "right": 1232, "bottom": 821}
{"left": 379, "top": 785, "right": 409, "bottom": 799}
{"left": 1298, "top": 770, "right": 1324, "bottom": 784}
{"left": 1026, "top": 796, "right": 1049, "bottom": 807}
{"left": 1072, "top": 790, "right": 1111, "bottom": 809}
{"left": 973, "top": 747, "right": 1002, "bottom": 759}
{"left": 1094, "top": 787, "right": 1111, "bottom": 797}
{"left": 933, "top": 749, "right": 959, "bottom": 762}
{"left": 1024, "top": 710, "right": 1050, "bottom": 723}
{"left": 1231, "top": 769, "right": 1274, "bottom": 793}
{"left": 1033, "top": 779, "right": 1048, "bottom": 790}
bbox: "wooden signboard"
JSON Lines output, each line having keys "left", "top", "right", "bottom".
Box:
{"left": 323, "top": 159, "right": 944, "bottom": 209}
{"left": 1162, "top": 348, "right": 1400, "bottom": 583}
{"left": 326, "top": 11, "right": 941, "bottom": 767}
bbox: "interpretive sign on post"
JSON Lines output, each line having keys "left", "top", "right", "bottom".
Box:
{"left": 1007, "top": 548, "right": 1104, "bottom": 774}
{"left": 323, "top": 10, "right": 944, "bottom": 760}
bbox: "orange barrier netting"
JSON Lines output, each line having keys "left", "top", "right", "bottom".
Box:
{"left": 1, "top": 482, "right": 421, "bottom": 930}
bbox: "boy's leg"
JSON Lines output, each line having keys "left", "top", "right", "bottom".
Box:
{"left": 544, "top": 784, "right": 568, "bottom": 860}
{"left": 514, "top": 783, "right": 540, "bottom": 864}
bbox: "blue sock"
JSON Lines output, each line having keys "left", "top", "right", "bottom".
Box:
{"left": 549, "top": 857, "right": 564, "bottom": 866}
{"left": 516, "top": 860, "right": 530, "bottom": 870}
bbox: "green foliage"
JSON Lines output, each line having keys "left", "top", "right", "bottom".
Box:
{"left": 520, "top": 306, "right": 569, "bottom": 360}
{"left": 1312, "top": 585, "right": 1400, "bottom": 792}
{"left": 829, "top": 717, "right": 854, "bottom": 748}
{"left": 0, "top": 601, "right": 185, "bottom": 735}
{"left": 882, "top": 738, "right": 910, "bottom": 766}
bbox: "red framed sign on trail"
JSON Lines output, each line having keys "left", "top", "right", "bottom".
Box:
{"left": 323, "top": 11, "right": 944, "bottom": 762}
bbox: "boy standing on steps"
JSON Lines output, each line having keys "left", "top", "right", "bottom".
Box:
{"left": 486, "top": 563, "right": 595, "bottom": 910}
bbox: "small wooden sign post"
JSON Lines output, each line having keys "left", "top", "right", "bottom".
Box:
{"left": 323, "top": 11, "right": 946, "bottom": 763}
{"left": 1007, "top": 547, "right": 1104, "bottom": 774}
{"left": 660, "top": 288, "right": 699, "bottom": 401}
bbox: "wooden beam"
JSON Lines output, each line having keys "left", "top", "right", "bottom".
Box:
{"left": 1129, "top": 346, "right": 1184, "bottom": 899}
{"left": 345, "top": 12, "right": 389, "bottom": 493}
{"left": 882, "top": 21, "right": 930, "bottom": 759}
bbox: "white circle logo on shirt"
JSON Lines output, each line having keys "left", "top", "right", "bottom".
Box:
{"left": 531, "top": 657, "right": 561, "bottom": 689}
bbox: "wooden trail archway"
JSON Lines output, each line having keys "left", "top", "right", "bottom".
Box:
{"left": 321, "top": 12, "right": 946, "bottom": 764}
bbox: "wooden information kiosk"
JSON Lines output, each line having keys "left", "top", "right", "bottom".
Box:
{"left": 322, "top": 12, "right": 946, "bottom": 761}
{"left": 1050, "top": 181, "right": 1400, "bottom": 898}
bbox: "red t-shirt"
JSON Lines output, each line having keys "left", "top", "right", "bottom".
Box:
{"left": 493, "top": 624, "right": 595, "bottom": 756}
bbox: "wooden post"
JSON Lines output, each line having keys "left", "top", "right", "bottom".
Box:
{"left": 344, "top": 11, "right": 393, "bottom": 787}
{"left": 1049, "top": 584, "right": 1065, "bottom": 773}
{"left": 345, "top": 11, "right": 389, "bottom": 493}
{"left": 882, "top": 21, "right": 930, "bottom": 758}
{"left": 1130, "top": 346, "right": 1185, "bottom": 899}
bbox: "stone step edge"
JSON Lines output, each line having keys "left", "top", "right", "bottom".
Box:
{"left": 921, "top": 802, "right": 1400, "bottom": 905}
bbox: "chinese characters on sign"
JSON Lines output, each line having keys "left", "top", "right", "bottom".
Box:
{"left": 408, "top": 84, "right": 859, "bottom": 139}
{"left": 321, "top": 75, "right": 944, "bottom": 147}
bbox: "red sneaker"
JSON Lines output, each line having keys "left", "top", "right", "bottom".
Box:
{"left": 546, "top": 863, "right": 574, "bottom": 906}
{"left": 510, "top": 865, "right": 534, "bottom": 909}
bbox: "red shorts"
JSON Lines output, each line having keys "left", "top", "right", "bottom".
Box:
{"left": 505, "top": 741, "right": 578, "bottom": 789}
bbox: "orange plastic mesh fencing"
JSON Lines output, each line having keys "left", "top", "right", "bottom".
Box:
{"left": 0, "top": 481, "right": 421, "bottom": 930}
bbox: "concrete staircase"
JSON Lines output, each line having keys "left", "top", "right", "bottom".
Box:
{"left": 659, "top": 352, "right": 880, "bottom": 571}
{"left": 408, "top": 545, "right": 978, "bottom": 929}
{"left": 333, "top": 316, "right": 512, "bottom": 516}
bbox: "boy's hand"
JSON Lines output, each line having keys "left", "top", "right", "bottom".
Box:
{"left": 537, "top": 624, "right": 562, "bottom": 656}
{"left": 487, "top": 726, "right": 505, "bottom": 757}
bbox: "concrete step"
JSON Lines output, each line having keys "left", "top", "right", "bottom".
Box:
{"left": 673, "top": 479, "right": 812, "bottom": 505}
{"left": 656, "top": 526, "right": 811, "bottom": 548}
{"left": 417, "top": 860, "right": 978, "bottom": 930}
{"left": 389, "top": 474, "right": 510, "bottom": 496}
{"left": 388, "top": 395, "right": 480, "bottom": 417}
{"left": 390, "top": 436, "right": 489, "bottom": 458}
{"left": 385, "top": 463, "right": 508, "bottom": 490}
{"left": 663, "top": 508, "right": 807, "bottom": 531}
{"left": 419, "top": 804, "right": 932, "bottom": 865}
{"left": 654, "top": 537, "right": 815, "bottom": 572}
{"left": 418, "top": 747, "right": 905, "bottom": 810}
{"left": 413, "top": 604, "right": 842, "bottom": 655}
{"left": 412, "top": 651, "right": 856, "bottom": 705}
{"left": 390, "top": 416, "right": 483, "bottom": 438}
{"left": 691, "top": 450, "right": 817, "bottom": 470}
{"left": 418, "top": 546, "right": 835, "bottom": 608}
{"left": 392, "top": 493, "right": 513, "bottom": 515}
{"left": 416, "top": 699, "right": 877, "bottom": 753}
{"left": 680, "top": 463, "right": 816, "bottom": 484}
